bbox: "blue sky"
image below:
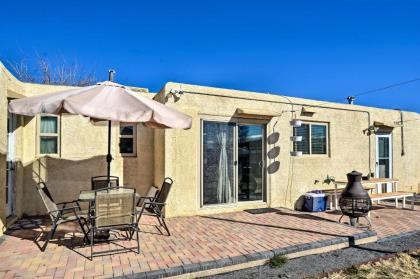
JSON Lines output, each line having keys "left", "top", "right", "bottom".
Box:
{"left": 1, "top": 0, "right": 420, "bottom": 112}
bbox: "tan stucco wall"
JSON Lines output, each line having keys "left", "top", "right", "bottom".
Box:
{"left": 0, "top": 64, "right": 156, "bottom": 224}
{"left": 159, "top": 82, "right": 420, "bottom": 217}
{"left": 1, "top": 63, "right": 420, "bottom": 227}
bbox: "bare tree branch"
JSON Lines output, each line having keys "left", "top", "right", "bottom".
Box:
{"left": 5, "top": 54, "right": 97, "bottom": 86}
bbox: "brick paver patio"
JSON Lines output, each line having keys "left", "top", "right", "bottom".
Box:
{"left": 315, "top": 203, "right": 420, "bottom": 238}
{"left": 0, "top": 204, "right": 418, "bottom": 278}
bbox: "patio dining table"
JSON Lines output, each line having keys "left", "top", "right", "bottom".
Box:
{"left": 78, "top": 189, "right": 140, "bottom": 202}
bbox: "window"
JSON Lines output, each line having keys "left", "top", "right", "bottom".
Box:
{"left": 39, "top": 115, "right": 60, "bottom": 155}
{"left": 119, "top": 124, "right": 136, "bottom": 156}
{"left": 294, "top": 122, "right": 328, "bottom": 155}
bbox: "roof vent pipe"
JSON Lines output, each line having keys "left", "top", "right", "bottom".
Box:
{"left": 347, "top": 96, "right": 356, "bottom": 104}
{"left": 108, "top": 69, "right": 116, "bottom": 82}
{"left": 394, "top": 109, "right": 405, "bottom": 156}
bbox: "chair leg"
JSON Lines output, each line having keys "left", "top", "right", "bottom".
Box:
{"left": 78, "top": 218, "right": 90, "bottom": 245}
{"left": 90, "top": 227, "right": 94, "bottom": 261}
{"left": 136, "top": 227, "right": 140, "bottom": 254}
{"left": 160, "top": 216, "right": 170, "bottom": 236}
{"left": 42, "top": 223, "right": 57, "bottom": 251}
{"left": 156, "top": 214, "right": 164, "bottom": 227}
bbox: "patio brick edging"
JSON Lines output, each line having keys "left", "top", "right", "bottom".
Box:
{"left": 377, "top": 229, "right": 420, "bottom": 243}
{"left": 119, "top": 230, "right": 377, "bottom": 279}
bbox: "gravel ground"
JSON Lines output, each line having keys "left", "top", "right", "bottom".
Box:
{"left": 206, "top": 231, "right": 420, "bottom": 279}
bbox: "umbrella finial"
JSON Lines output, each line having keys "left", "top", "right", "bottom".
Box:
{"left": 108, "top": 69, "right": 116, "bottom": 82}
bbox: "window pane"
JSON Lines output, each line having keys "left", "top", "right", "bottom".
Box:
{"left": 40, "top": 116, "right": 58, "bottom": 133}
{"left": 311, "top": 125, "right": 327, "bottom": 154}
{"left": 378, "top": 137, "right": 389, "bottom": 158}
{"left": 119, "top": 138, "right": 134, "bottom": 154}
{"left": 202, "top": 121, "right": 235, "bottom": 205}
{"left": 294, "top": 124, "right": 309, "bottom": 154}
{"left": 40, "top": 137, "right": 58, "bottom": 154}
{"left": 378, "top": 158, "right": 390, "bottom": 178}
{"left": 120, "top": 125, "right": 134, "bottom": 136}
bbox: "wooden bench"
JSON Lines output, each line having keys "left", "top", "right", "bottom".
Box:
{"left": 323, "top": 185, "right": 376, "bottom": 210}
{"left": 368, "top": 192, "right": 415, "bottom": 216}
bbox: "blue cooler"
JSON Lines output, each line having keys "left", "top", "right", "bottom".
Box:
{"left": 303, "top": 192, "right": 328, "bottom": 212}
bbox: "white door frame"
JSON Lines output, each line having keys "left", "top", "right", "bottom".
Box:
{"left": 375, "top": 133, "right": 393, "bottom": 193}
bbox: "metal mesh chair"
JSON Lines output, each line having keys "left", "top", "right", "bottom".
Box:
{"left": 89, "top": 187, "right": 139, "bottom": 259}
{"left": 136, "top": 185, "right": 159, "bottom": 208}
{"left": 91, "top": 175, "right": 119, "bottom": 190}
{"left": 36, "top": 182, "right": 89, "bottom": 251}
{"left": 136, "top": 178, "right": 173, "bottom": 236}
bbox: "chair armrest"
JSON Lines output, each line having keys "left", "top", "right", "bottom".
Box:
{"left": 50, "top": 205, "right": 79, "bottom": 213}
{"left": 136, "top": 196, "right": 155, "bottom": 206}
{"left": 57, "top": 200, "right": 81, "bottom": 207}
{"left": 56, "top": 199, "right": 79, "bottom": 204}
{"left": 143, "top": 201, "right": 165, "bottom": 206}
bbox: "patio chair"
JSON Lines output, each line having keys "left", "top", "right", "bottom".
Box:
{"left": 38, "top": 182, "right": 82, "bottom": 210}
{"left": 136, "top": 177, "right": 173, "bottom": 236}
{"left": 88, "top": 187, "right": 139, "bottom": 259}
{"left": 136, "top": 185, "right": 159, "bottom": 208}
{"left": 91, "top": 175, "right": 119, "bottom": 190}
{"left": 36, "top": 182, "right": 89, "bottom": 251}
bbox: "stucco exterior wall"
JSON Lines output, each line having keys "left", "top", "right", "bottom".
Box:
{"left": 159, "top": 82, "right": 420, "bottom": 217}
{"left": 0, "top": 64, "right": 155, "bottom": 223}
{"left": 1, "top": 63, "right": 419, "bottom": 227}
{"left": 17, "top": 97, "right": 156, "bottom": 216}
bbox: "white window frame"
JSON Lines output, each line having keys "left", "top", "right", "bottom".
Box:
{"left": 119, "top": 123, "right": 137, "bottom": 156}
{"left": 294, "top": 122, "right": 329, "bottom": 156}
{"left": 37, "top": 114, "right": 60, "bottom": 156}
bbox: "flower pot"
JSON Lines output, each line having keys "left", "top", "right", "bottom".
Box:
{"left": 290, "top": 136, "right": 303, "bottom": 142}
{"left": 290, "top": 119, "right": 302, "bottom": 127}
{"left": 290, "top": 151, "right": 303, "bottom": 157}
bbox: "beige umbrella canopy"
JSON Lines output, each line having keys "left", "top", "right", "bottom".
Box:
{"left": 9, "top": 81, "right": 192, "bottom": 129}
{"left": 8, "top": 78, "right": 192, "bottom": 178}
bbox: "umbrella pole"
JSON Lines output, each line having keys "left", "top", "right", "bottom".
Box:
{"left": 106, "top": 69, "right": 115, "bottom": 181}
{"left": 106, "top": 120, "right": 112, "bottom": 180}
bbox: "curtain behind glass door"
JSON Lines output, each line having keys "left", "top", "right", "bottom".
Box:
{"left": 202, "top": 121, "right": 235, "bottom": 205}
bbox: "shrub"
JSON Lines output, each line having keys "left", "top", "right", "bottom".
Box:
{"left": 268, "top": 255, "right": 288, "bottom": 268}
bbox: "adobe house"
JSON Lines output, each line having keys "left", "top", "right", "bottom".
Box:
{"left": 1, "top": 62, "right": 419, "bottom": 234}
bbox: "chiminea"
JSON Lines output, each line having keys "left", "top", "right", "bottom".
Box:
{"left": 339, "top": 171, "right": 372, "bottom": 227}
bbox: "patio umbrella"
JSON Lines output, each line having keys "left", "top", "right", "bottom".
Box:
{"left": 8, "top": 71, "right": 192, "bottom": 179}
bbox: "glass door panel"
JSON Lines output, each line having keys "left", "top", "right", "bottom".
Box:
{"left": 238, "top": 124, "right": 264, "bottom": 202}
{"left": 202, "top": 121, "right": 235, "bottom": 205}
{"left": 377, "top": 136, "right": 390, "bottom": 178}
{"left": 376, "top": 135, "right": 392, "bottom": 193}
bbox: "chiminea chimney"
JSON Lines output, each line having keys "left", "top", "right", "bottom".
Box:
{"left": 339, "top": 171, "right": 372, "bottom": 227}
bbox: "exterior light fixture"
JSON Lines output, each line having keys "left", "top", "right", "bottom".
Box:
{"left": 165, "top": 89, "right": 184, "bottom": 102}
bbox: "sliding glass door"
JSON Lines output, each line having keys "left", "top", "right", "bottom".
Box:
{"left": 238, "top": 124, "right": 264, "bottom": 202}
{"left": 202, "top": 122, "right": 235, "bottom": 205}
{"left": 202, "top": 120, "right": 265, "bottom": 206}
